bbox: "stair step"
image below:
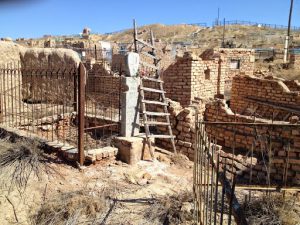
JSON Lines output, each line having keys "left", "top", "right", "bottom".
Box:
{"left": 145, "top": 121, "right": 170, "bottom": 126}
{"left": 143, "top": 111, "right": 170, "bottom": 116}
{"left": 140, "top": 61, "right": 159, "bottom": 70}
{"left": 142, "top": 77, "right": 164, "bottom": 83}
{"left": 142, "top": 100, "right": 168, "bottom": 106}
{"left": 140, "top": 87, "right": 165, "bottom": 93}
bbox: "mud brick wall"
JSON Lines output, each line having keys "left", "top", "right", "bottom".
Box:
{"left": 290, "top": 53, "right": 300, "bottom": 69}
{"left": 156, "top": 100, "right": 206, "bottom": 160}
{"left": 22, "top": 70, "right": 75, "bottom": 104}
{"left": 219, "top": 48, "right": 255, "bottom": 90}
{"left": 111, "top": 54, "right": 126, "bottom": 73}
{"left": 204, "top": 100, "right": 300, "bottom": 185}
{"left": 231, "top": 75, "right": 300, "bottom": 120}
{"left": 162, "top": 52, "right": 224, "bottom": 107}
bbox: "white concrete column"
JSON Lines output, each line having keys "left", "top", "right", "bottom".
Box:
{"left": 121, "top": 52, "right": 140, "bottom": 137}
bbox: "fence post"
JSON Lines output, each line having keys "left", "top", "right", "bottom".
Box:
{"left": 78, "top": 63, "right": 86, "bottom": 166}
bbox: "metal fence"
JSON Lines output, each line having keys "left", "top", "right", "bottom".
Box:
{"left": 213, "top": 20, "right": 300, "bottom": 31}
{"left": 0, "top": 62, "right": 122, "bottom": 165}
{"left": 194, "top": 121, "right": 247, "bottom": 225}
{"left": 194, "top": 116, "right": 300, "bottom": 224}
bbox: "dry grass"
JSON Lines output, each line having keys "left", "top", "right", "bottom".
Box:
{"left": 0, "top": 137, "right": 57, "bottom": 192}
{"left": 144, "top": 191, "right": 193, "bottom": 225}
{"left": 243, "top": 193, "right": 300, "bottom": 225}
{"left": 32, "top": 190, "right": 109, "bottom": 225}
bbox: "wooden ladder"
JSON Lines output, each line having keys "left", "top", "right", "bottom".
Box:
{"left": 133, "top": 19, "right": 177, "bottom": 158}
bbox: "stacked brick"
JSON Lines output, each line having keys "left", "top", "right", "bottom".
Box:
{"left": 156, "top": 99, "right": 206, "bottom": 160}
{"left": 290, "top": 53, "right": 300, "bottom": 70}
{"left": 218, "top": 48, "right": 255, "bottom": 90}
{"left": 162, "top": 52, "right": 224, "bottom": 107}
{"left": 205, "top": 99, "right": 300, "bottom": 185}
{"left": 231, "top": 75, "right": 300, "bottom": 121}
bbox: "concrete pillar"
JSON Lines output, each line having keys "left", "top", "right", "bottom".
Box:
{"left": 121, "top": 52, "right": 140, "bottom": 137}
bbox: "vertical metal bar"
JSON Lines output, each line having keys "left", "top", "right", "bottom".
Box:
{"left": 210, "top": 139, "right": 215, "bottom": 225}
{"left": 194, "top": 117, "right": 199, "bottom": 224}
{"left": 78, "top": 63, "right": 86, "bottom": 166}
{"left": 206, "top": 135, "right": 210, "bottom": 225}
{"left": 228, "top": 175, "right": 236, "bottom": 225}
{"left": 73, "top": 68, "right": 77, "bottom": 112}
{"left": 199, "top": 123, "right": 204, "bottom": 224}
{"left": 2, "top": 65, "right": 7, "bottom": 125}
{"left": 0, "top": 65, "right": 3, "bottom": 123}
{"left": 133, "top": 19, "right": 138, "bottom": 53}
{"left": 220, "top": 159, "right": 227, "bottom": 225}
{"left": 213, "top": 152, "right": 220, "bottom": 225}
{"left": 95, "top": 45, "right": 97, "bottom": 61}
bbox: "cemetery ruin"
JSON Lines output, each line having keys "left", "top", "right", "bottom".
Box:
{"left": 0, "top": 20, "right": 300, "bottom": 225}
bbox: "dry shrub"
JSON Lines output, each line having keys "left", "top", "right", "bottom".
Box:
{"left": 0, "top": 137, "right": 56, "bottom": 191}
{"left": 244, "top": 193, "right": 300, "bottom": 225}
{"left": 33, "top": 190, "right": 108, "bottom": 225}
{"left": 144, "top": 191, "right": 193, "bottom": 225}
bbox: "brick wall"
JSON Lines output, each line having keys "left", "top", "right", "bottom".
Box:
{"left": 162, "top": 52, "right": 224, "bottom": 107}
{"left": 218, "top": 48, "right": 255, "bottom": 90}
{"left": 290, "top": 53, "right": 300, "bottom": 69}
{"left": 156, "top": 99, "right": 206, "bottom": 160}
{"left": 231, "top": 75, "right": 300, "bottom": 120}
{"left": 204, "top": 99, "right": 300, "bottom": 185}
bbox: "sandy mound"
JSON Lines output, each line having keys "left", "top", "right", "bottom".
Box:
{"left": 0, "top": 41, "right": 25, "bottom": 65}
{"left": 0, "top": 41, "right": 81, "bottom": 68}
{"left": 20, "top": 48, "right": 81, "bottom": 68}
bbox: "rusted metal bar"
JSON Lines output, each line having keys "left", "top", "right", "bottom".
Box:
{"left": 200, "top": 121, "right": 300, "bottom": 126}
{"left": 78, "top": 63, "right": 86, "bottom": 166}
{"left": 220, "top": 160, "right": 226, "bottom": 225}
{"left": 228, "top": 175, "right": 237, "bottom": 225}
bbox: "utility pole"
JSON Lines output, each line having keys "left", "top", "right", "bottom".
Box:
{"left": 217, "top": 8, "right": 220, "bottom": 26}
{"left": 284, "top": 0, "right": 294, "bottom": 63}
{"left": 222, "top": 18, "right": 226, "bottom": 47}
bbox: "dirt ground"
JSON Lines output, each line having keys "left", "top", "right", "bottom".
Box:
{"left": 0, "top": 139, "right": 194, "bottom": 225}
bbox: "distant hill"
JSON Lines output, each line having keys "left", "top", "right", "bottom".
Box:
{"left": 91, "top": 23, "right": 300, "bottom": 49}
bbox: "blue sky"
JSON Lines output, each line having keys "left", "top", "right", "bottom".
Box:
{"left": 0, "top": 0, "right": 299, "bottom": 39}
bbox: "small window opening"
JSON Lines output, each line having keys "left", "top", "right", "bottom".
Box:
{"left": 230, "top": 59, "right": 240, "bottom": 69}
{"left": 204, "top": 68, "right": 210, "bottom": 80}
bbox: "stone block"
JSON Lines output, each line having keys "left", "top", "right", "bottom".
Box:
{"left": 113, "top": 135, "right": 154, "bottom": 165}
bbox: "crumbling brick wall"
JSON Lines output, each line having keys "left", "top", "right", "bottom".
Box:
{"left": 156, "top": 99, "right": 206, "bottom": 160}
{"left": 162, "top": 53, "right": 224, "bottom": 107}
{"left": 204, "top": 99, "right": 300, "bottom": 185}
{"left": 230, "top": 75, "right": 300, "bottom": 120}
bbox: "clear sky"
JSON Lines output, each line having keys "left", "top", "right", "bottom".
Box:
{"left": 0, "top": 0, "right": 300, "bottom": 39}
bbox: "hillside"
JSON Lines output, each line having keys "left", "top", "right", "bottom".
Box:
{"left": 93, "top": 23, "right": 300, "bottom": 49}
{"left": 24, "top": 23, "right": 300, "bottom": 50}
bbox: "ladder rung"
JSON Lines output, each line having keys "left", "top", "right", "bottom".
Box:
{"left": 142, "top": 100, "right": 168, "bottom": 106}
{"left": 141, "top": 51, "right": 158, "bottom": 60}
{"left": 143, "top": 111, "right": 170, "bottom": 116}
{"left": 136, "top": 38, "right": 156, "bottom": 49}
{"left": 140, "top": 61, "right": 159, "bottom": 70}
{"left": 149, "top": 135, "right": 175, "bottom": 139}
{"left": 142, "top": 77, "right": 164, "bottom": 83}
{"left": 140, "top": 87, "right": 165, "bottom": 93}
{"left": 145, "top": 121, "right": 170, "bottom": 126}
